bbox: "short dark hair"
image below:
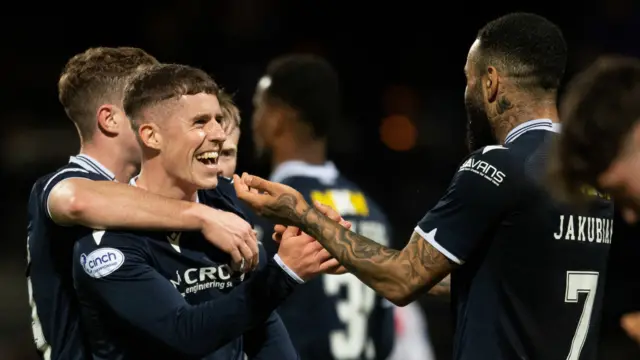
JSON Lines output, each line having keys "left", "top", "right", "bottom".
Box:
{"left": 219, "top": 90, "right": 241, "bottom": 129}
{"left": 264, "top": 54, "right": 340, "bottom": 138}
{"left": 476, "top": 13, "right": 567, "bottom": 92}
{"left": 549, "top": 55, "right": 640, "bottom": 203}
{"left": 123, "top": 63, "right": 221, "bottom": 130}
{"left": 58, "top": 47, "right": 159, "bottom": 140}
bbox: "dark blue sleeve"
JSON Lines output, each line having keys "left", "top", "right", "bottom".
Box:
{"left": 73, "top": 231, "right": 300, "bottom": 358}
{"left": 368, "top": 296, "right": 395, "bottom": 360}
{"left": 416, "top": 146, "right": 519, "bottom": 265}
{"left": 41, "top": 168, "right": 108, "bottom": 220}
{"left": 243, "top": 312, "right": 299, "bottom": 360}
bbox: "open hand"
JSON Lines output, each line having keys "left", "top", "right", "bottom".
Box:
{"left": 233, "top": 173, "right": 310, "bottom": 226}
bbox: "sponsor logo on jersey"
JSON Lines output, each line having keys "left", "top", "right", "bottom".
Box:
{"left": 458, "top": 157, "right": 506, "bottom": 186}
{"left": 170, "top": 264, "right": 244, "bottom": 296}
{"left": 80, "top": 248, "right": 125, "bottom": 278}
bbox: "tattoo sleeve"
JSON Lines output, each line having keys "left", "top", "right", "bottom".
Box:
{"left": 296, "top": 206, "right": 456, "bottom": 305}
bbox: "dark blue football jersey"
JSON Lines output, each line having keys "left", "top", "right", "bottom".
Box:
{"left": 249, "top": 161, "right": 395, "bottom": 360}
{"left": 27, "top": 154, "right": 115, "bottom": 360}
{"left": 73, "top": 178, "right": 300, "bottom": 360}
{"left": 416, "top": 119, "right": 613, "bottom": 360}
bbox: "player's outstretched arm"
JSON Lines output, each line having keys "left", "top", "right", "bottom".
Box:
{"left": 233, "top": 173, "right": 456, "bottom": 306}
{"left": 48, "top": 178, "right": 258, "bottom": 270}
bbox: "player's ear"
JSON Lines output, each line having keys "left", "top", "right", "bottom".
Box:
{"left": 96, "top": 104, "right": 119, "bottom": 136}
{"left": 484, "top": 66, "right": 499, "bottom": 103}
{"left": 138, "top": 123, "right": 162, "bottom": 150}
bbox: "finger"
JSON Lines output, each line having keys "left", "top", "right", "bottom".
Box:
{"left": 232, "top": 174, "right": 247, "bottom": 191}
{"left": 313, "top": 200, "right": 342, "bottom": 222}
{"left": 282, "top": 226, "right": 300, "bottom": 240}
{"left": 250, "top": 251, "right": 259, "bottom": 271}
{"left": 274, "top": 224, "right": 287, "bottom": 234}
{"left": 229, "top": 248, "right": 244, "bottom": 271}
{"left": 324, "top": 263, "right": 348, "bottom": 275}
{"left": 339, "top": 220, "right": 352, "bottom": 229}
{"left": 238, "top": 242, "right": 254, "bottom": 269}
{"left": 242, "top": 173, "right": 279, "bottom": 195}
{"left": 272, "top": 231, "right": 282, "bottom": 243}
{"left": 232, "top": 184, "right": 266, "bottom": 208}
{"left": 246, "top": 233, "right": 259, "bottom": 266}
{"left": 318, "top": 258, "right": 341, "bottom": 272}
{"left": 316, "top": 248, "right": 334, "bottom": 261}
{"left": 332, "top": 265, "right": 349, "bottom": 275}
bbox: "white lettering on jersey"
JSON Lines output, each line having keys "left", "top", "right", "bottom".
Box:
{"left": 553, "top": 215, "right": 613, "bottom": 244}
{"left": 80, "top": 248, "right": 125, "bottom": 278}
{"left": 458, "top": 157, "right": 506, "bottom": 186}
{"left": 170, "top": 265, "right": 244, "bottom": 296}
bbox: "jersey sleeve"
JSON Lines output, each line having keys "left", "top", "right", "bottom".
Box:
{"left": 73, "top": 232, "right": 300, "bottom": 358}
{"left": 415, "top": 146, "right": 520, "bottom": 264}
{"left": 41, "top": 168, "right": 108, "bottom": 220}
{"left": 243, "top": 311, "right": 299, "bottom": 360}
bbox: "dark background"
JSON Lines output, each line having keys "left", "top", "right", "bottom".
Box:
{"left": 3, "top": 1, "right": 640, "bottom": 358}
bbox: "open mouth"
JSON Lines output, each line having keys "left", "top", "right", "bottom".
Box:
{"left": 195, "top": 151, "right": 219, "bottom": 167}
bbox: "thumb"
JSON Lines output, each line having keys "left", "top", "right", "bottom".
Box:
{"left": 243, "top": 173, "right": 279, "bottom": 195}
{"left": 233, "top": 175, "right": 263, "bottom": 206}
{"left": 232, "top": 174, "right": 246, "bottom": 191}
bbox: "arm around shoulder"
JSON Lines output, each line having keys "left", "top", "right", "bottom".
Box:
{"left": 48, "top": 178, "right": 206, "bottom": 230}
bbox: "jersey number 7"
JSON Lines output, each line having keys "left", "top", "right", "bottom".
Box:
{"left": 564, "top": 271, "right": 599, "bottom": 360}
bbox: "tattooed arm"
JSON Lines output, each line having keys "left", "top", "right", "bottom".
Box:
{"left": 233, "top": 147, "right": 517, "bottom": 304}
{"left": 289, "top": 204, "right": 455, "bottom": 306}
{"left": 428, "top": 275, "right": 451, "bottom": 297}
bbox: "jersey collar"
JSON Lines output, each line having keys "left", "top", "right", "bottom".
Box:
{"left": 504, "top": 118, "right": 559, "bottom": 144}
{"left": 270, "top": 160, "right": 339, "bottom": 185}
{"left": 69, "top": 154, "right": 116, "bottom": 180}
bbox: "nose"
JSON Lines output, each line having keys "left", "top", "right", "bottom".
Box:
{"left": 206, "top": 120, "right": 227, "bottom": 143}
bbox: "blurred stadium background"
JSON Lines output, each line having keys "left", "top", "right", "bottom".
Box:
{"left": 3, "top": 1, "right": 640, "bottom": 358}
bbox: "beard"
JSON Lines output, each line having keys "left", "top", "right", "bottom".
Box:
{"left": 464, "top": 83, "right": 496, "bottom": 153}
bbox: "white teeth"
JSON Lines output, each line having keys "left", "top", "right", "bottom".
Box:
{"left": 196, "top": 151, "right": 219, "bottom": 160}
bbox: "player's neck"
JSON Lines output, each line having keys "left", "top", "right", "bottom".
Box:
{"left": 492, "top": 99, "right": 559, "bottom": 144}
{"left": 135, "top": 159, "right": 198, "bottom": 202}
{"left": 79, "top": 143, "right": 137, "bottom": 183}
{"left": 271, "top": 140, "right": 327, "bottom": 169}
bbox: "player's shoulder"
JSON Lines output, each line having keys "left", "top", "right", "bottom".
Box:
{"left": 34, "top": 162, "right": 110, "bottom": 195}
{"left": 465, "top": 144, "right": 524, "bottom": 171}
{"left": 453, "top": 144, "right": 526, "bottom": 190}
{"left": 74, "top": 230, "right": 150, "bottom": 280}
{"left": 75, "top": 229, "right": 150, "bottom": 252}
{"left": 468, "top": 144, "right": 519, "bottom": 163}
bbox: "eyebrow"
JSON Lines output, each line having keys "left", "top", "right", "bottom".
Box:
{"left": 191, "top": 113, "right": 212, "bottom": 122}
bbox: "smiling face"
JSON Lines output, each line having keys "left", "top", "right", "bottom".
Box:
{"left": 138, "top": 92, "right": 226, "bottom": 190}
